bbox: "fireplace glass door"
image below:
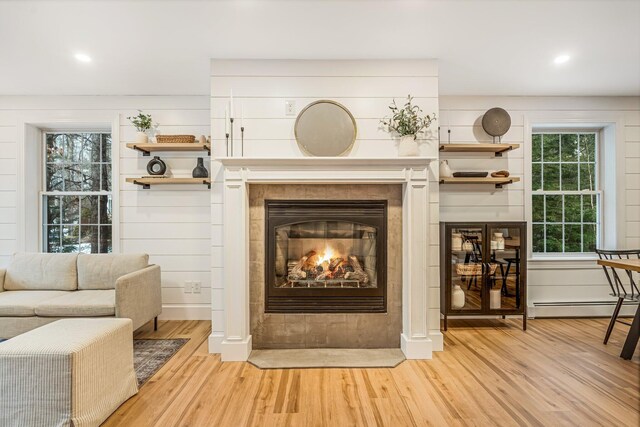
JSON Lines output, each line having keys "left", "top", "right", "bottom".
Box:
{"left": 265, "top": 200, "right": 387, "bottom": 313}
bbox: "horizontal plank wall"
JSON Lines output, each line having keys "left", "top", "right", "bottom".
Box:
{"left": 0, "top": 96, "right": 211, "bottom": 320}
{"left": 209, "top": 59, "right": 440, "bottom": 350}
{"left": 439, "top": 96, "right": 640, "bottom": 317}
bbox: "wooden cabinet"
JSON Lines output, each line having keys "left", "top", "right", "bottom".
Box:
{"left": 440, "top": 221, "right": 527, "bottom": 330}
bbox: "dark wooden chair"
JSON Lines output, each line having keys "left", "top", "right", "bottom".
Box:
{"left": 595, "top": 249, "right": 640, "bottom": 344}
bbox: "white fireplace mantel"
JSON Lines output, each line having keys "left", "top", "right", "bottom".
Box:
{"left": 211, "top": 156, "right": 442, "bottom": 361}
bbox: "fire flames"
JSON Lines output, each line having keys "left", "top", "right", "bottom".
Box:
{"left": 287, "top": 248, "right": 368, "bottom": 284}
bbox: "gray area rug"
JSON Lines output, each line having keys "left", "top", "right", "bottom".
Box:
{"left": 248, "top": 348, "right": 405, "bottom": 369}
{"left": 134, "top": 339, "right": 188, "bottom": 386}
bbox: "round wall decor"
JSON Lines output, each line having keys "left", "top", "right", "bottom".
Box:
{"left": 294, "top": 100, "right": 357, "bottom": 157}
{"left": 146, "top": 156, "right": 167, "bottom": 175}
{"left": 482, "top": 107, "right": 511, "bottom": 141}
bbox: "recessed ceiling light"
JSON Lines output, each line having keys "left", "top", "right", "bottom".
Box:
{"left": 74, "top": 53, "right": 92, "bottom": 63}
{"left": 554, "top": 54, "right": 570, "bottom": 65}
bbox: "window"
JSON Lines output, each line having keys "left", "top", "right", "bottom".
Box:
{"left": 42, "top": 132, "right": 112, "bottom": 253}
{"left": 531, "top": 132, "right": 600, "bottom": 254}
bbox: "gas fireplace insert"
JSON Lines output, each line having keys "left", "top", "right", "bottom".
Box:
{"left": 265, "top": 200, "right": 387, "bottom": 313}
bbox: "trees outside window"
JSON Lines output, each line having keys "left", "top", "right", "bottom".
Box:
{"left": 42, "top": 132, "right": 112, "bottom": 253}
{"left": 531, "top": 132, "right": 599, "bottom": 254}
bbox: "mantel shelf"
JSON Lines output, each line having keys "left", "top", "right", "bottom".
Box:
{"left": 439, "top": 176, "right": 520, "bottom": 189}
{"left": 439, "top": 143, "right": 519, "bottom": 157}
{"left": 216, "top": 156, "right": 436, "bottom": 167}
{"left": 126, "top": 177, "right": 211, "bottom": 189}
{"left": 126, "top": 142, "right": 210, "bottom": 156}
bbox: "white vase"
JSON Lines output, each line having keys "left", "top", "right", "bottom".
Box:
{"left": 439, "top": 160, "right": 453, "bottom": 178}
{"left": 452, "top": 233, "right": 463, "bottom": 251}
{"left": 494, "top": 232, "right": 505, "bottom": 250}
{"left": 136, "top": 131, "right": 149, "bottom": 144}
{"left": 452, "top": 284, "right": 465, "bottom": 309}
{"left": 398, "top": 135, "right": 419, "bottom": 156}
{"left": 490, "top": 288, "right": 502, "bottom": 309}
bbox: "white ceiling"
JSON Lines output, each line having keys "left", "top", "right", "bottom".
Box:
{"left": 1, "top": 0, "right": 639, "bottom": 96}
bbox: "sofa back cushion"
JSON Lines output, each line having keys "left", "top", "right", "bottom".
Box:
{"left": 77, "top": 253, "right": 149, "bottom": 290}
{"left": 4, "top": 253, "right": 79, "bottom": 291}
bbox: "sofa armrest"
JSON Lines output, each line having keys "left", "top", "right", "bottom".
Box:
{"left": 0, "top": 268, "right": 5, "bottom": 292}
{"left": 115, "top": 265, "right": 162, "bottom": 331}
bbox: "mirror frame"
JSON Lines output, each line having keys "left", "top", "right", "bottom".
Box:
{"left": 294, "top": 100, "right": 358, "bottom": 157}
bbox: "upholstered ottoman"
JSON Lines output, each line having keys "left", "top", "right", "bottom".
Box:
{"left": 0, "top": 318, "right": 138, "bottom": 427}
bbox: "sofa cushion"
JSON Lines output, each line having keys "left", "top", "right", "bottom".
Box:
{"left": 4, "top": 253, "right": 78, "bottom": 291}
{"left": 0, "top": 291, "right": 70, "bottom": 317}
{"left": 77, "top": 254, "right": 149, "bottom": 290}
{"left": 35, "top": 290, "right": 115, "bottom": 317}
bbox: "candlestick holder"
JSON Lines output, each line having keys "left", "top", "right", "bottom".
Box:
{"left": 230, "top": 117, "right": 235, "bottom": 157}
{"left": 241, "top": 127, "right": 245, "bottom": 157}
{"left": 225, "top": 133, "right": 229, "bottom": 157}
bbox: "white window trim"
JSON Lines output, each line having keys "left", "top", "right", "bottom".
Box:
{"left": 16, "top": 113, "right": 120, "bottom": 254}
{"left": 523, "top": 112, "right": 626, "bottom": 264}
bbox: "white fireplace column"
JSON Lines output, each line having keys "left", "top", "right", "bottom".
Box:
{"left": 215, "top": 157, "right": 440, "bottom": 362}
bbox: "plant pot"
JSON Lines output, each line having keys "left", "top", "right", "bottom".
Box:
{"left": 452, "top": 284, "right": 466, "bottom": 309}
{"left": 136, "top": 131, "right": 149, "bottom": 144}
{"left": 192, "top": 157, "right": 209, "bottom": 178}
{"left": 398, "top": 135, "right": 419, "bottom": 156}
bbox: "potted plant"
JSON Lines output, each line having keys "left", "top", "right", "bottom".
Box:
{"left": 127, "top": 110, "right": 155, "bottom": 144}
{"left": 380, "top": 95, "right": 436, "bottom": 156}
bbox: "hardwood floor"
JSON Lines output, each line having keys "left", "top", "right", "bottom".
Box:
{"left": 104, "top": 318, "right": 640, "bottom": 427}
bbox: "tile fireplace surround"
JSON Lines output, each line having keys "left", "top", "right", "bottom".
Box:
{"left": 210, "top": 157, "right": 442, "bottom": 361}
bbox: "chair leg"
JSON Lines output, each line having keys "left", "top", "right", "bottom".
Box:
{"left": 154, "top": 317, "right": 158, "bottom": 331}
{"left": 604, "top": 298, "right": 624, "bottom": 344}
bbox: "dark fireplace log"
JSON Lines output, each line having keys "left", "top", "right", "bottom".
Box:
{"left": 344, "top": 255, "right": 369, "bottom": 284}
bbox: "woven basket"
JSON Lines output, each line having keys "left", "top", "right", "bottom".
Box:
{"left": 456, "top": 263, "right": 498, "bottom": 276}
{"left": 156, "top": 135, "right": 195, "bottom": 144}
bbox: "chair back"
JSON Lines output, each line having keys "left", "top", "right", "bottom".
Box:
{"left": 595, "top": 249, "right": 640, "bottom": 300}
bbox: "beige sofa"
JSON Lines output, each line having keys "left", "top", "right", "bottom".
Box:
{"left": 0, "top": 252, "right": 161, "bottom": 339}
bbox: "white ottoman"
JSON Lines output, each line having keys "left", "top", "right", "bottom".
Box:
{"left": 0, "top": 318, "right": 138, "bottom": 427}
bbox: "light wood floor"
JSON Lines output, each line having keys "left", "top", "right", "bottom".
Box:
{"left": 104, "top": 318, "right": 639, "bottom": 427}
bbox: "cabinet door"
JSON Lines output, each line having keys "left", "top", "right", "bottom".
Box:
{"left": 448, "top": 225, "right": 486, "bottom": 312}
{"left": 486, "top": 224, "right": 524, "bottom": 313}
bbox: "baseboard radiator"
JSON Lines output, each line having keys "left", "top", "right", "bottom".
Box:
{"left": 529, "top": 300, "right": 638, "bottom": 318}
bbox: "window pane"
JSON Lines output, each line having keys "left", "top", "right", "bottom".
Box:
{"left": 561, "top": 163, "right": 578, "bottom": 191}
{"left": 80, "top": 226, "right": 99, "bottom": 253}
{"left": 564, "top": 195, "right": 581, "bottom": 222}
{"left": 543, "top": 134, "right": 560, "bottom": 161}
{"left": 100, "top": 226, "right": 112, "bottom": 253}
{"left": 102, "top": 134, "right": 112, "bottom": 163}
{"left": 532, "top": 224, "right": 545, "bottom": 253}
{"left": 61, "top": 225, "right": 79, "bottom": 252}
{"left": 100, "top": 195, "right": 112, "bottom": 224}
{"left": 102, "top": 164, "right": 112, "bottom": 192}
{"left": 579, "top": 134, "right": 596, "bottom": 162}
{"left": 532, "top": 134, "right": 542, "bottom": 162}
{"left": 532, "top": 195, "right": 544, "bottom": 222}
{"left": 46, "top": 196, "right": 61, "bottom": 225}
{"left": 80, "top": 196, "right": 98, "bottom": 224}
{"left": 61, "top": 196, "right": 79, "bottom": 224}
{"left": 47, "top": 226, "right": 61, "bottom": 252}
{"left": 81, "top": 164, "right": 101, "bottom": 191}
{"left": 46, "top": 165, "right": 65, "bottom": 191}
{"left": 582, "top": 195, "right": 597, "bottom": 223}
{"left": 583, "top": 224, "right": 597, "bottom": 252}
{"left": 561, "top": 134, "right": 578, "bottom": 161}
{"left": 67, "top": 133, "right": 100, "bottom": 163}
{"left": 545, "top": 195, "right": 562, "bottom": 222}
{"left": 564, "top": 224, "right": 581, "bottom": 252}
{"left": 64, "top": 167, "right": 83, "bottom": 191}
{"left": 545, "top": 224, "right": 563, "bottom": 252}
{"left": 532, "top": 163, "right": 542, "bottom": 191}
{"left": 543, "top": 163, "right": 560, "bottom": 190}
{"left": 46, "top": 134, "right": 65, "bottom": 163}
{"left": 579, "top": 163, "right": 596, "bottom": 190}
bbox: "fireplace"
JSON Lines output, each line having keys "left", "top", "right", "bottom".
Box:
{"left": 265, "top": 200, "right": 387, "bottom": 313}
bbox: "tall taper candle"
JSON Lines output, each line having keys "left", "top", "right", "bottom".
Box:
{"left": 240, "top": 102, "right": 244, "bottom": 128}
{"left": 229, "top": 89, "right": 234, "bottom": 118}
{"left": 225, "top": 107, "right": 229, "bottom": 134}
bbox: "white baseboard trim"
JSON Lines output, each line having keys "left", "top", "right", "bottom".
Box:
{"left": 428, "top": 331, "right": 444, "bottom": 352}
{"left": 400, "top": 333, "right": 433, "bottom": 359}
{"left": 529, "top": 301, "right": 637, "bottom": 318}
{"left": 221, "top": 335, "right": 253, "bottom": 361}
{"left": 158, "top": 304, "right": 211, "bottom": 320}
{"left": 208, "top": 333, "right": 224, "bottom": 354}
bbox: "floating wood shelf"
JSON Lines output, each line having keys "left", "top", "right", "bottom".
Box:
{"left": 439, "top": 176, "right": 520, "bottom": 189}
{"left": 439, "top": 143, "right": 520, "bottom": 157}
{"left": 126, "top": 177, "right": 211, "bottom": 189}
{"left": 126, "top": 142, "right": 210, "bottom": 156}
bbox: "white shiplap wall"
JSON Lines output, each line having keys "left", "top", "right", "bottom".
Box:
{"left": 209, "top": 59, "right": 440, "bottom": 346}
{"left": 0, "top": 96, "right": 211, "bottom": 320}
{"left": 439, "top": 96, "right": 640, "bottom": 316}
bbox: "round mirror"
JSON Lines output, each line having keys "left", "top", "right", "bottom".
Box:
{"left": 294, "top": 100, "right": 357, "bottom": 156}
